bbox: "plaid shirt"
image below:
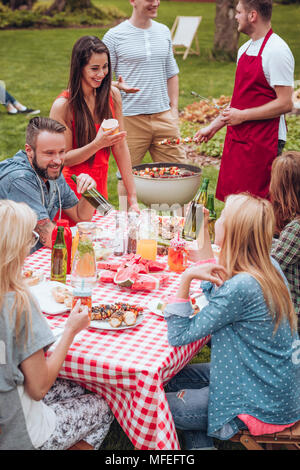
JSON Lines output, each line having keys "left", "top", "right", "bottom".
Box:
{"left": 271, "top": 219, "right": 300, "bottom": 316}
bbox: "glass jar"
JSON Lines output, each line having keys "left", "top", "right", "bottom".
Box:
{"left": 168, "top": 237, "right": 188, "bottom": 273}
{"left": 71, "top": 222, "right": 97, "bottom": 288}
{"left": 72, "top": 286, "right": 92, "bottom": 321}
{"left": 136, "top": 209, "right": 158, "bottom": 261}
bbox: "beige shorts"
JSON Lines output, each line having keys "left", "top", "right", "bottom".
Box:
{"left": 124, "top": 110, "right": 186, "bottom": 167}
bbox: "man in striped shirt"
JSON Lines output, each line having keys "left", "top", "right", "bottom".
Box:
{"left": 102, "top": 0, "right": 186, "bottom": 171}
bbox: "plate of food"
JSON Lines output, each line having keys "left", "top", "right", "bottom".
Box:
{"left": 148, "top": 293, "right": 208, "bottom": 318}
{"left": 29, "top": 281, "right": 73, "bottom": 315}
{"left": 22, "top": 268, "right": 45, "bottom": 286}
{"left": 89, "top": 303, "right": 144, "bottom": 330}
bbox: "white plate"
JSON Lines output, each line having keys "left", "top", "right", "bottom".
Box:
{"left": 148, "top": 295, "right": 209, "bottom": 317}
{"left": 30, "top": 281, "right": 73, "bottom": 315}
{"left": 89, "top": 313, "right": 144, "bottom": 331}
{"left": 23, "top": 268, "right": 45, "bottom": 286}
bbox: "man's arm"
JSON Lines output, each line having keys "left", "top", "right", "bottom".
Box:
{"left": 167, "top": 74, "right": 179, "bottom": 118}
{"left": 35, "top": 218, "right": 55, "bottom": 249}
{"left": 62, "top": 173, "right": 97, "bottom": 223}
{"left": 221, "top": 85, "right": 293, "bottom": 126}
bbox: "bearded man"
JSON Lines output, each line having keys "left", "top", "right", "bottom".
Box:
{"left": 0, "top": 117, "right": 96, "bottom": 251}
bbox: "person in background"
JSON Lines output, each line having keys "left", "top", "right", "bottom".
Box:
{"left": 194, "top": 0, "right": 294, "bottom": 202}
{"left": 0, "top": 117, "right": 97, "bottom": 251}
{"left": 0, "top": 200, "right": 113, "bottom": 450}
{"left": 102, "top": 0, "right": 186, "bottom": 199}
{"left": 0, "top": 83, "right": 39, "bottom": 115}
{"left": 270, "top": 151, "right": 300, "bottom": 331}
{"left": 50, "top": 35, "right": 138, "bottom": 217}
{"left": 164, "top": 193, "right": 300, "bottom": 450}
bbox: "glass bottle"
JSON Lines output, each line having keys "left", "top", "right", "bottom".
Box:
{"left": 127, "top": 212, "right": 138, "bottom": 254}
{"left": 71, "top": 174, "right": 113, "bottom": 216}
{"left": 196, "top": 178, "right": 210, "bottom": 207}
{"left": 52, "top": 219, "right": 72, "bottom": 274}
{"left": 51, "top": 226, "right": 67, "bottom": 283}
{"left": 71, "top": 222, "right": 97, "bottom": 288}
{"left": 207, "top": 194, "right": 217, "bottom": 244}
{"left": 113, "top": 212, "right": 126, "bottom": 256}
{"left": 182, "top": 178, "right": 209, "bottom": 241}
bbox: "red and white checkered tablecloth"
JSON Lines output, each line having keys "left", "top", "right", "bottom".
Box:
{"left": 24, "top": 211, "right": 209, "bottom": 450}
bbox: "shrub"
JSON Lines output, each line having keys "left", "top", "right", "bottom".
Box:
{"left": 0, "top": 0, "right": 126, "bottom": 29}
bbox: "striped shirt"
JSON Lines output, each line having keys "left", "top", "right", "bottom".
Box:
{"left": 103, "top": 20, "right": 179, "bottom": 116}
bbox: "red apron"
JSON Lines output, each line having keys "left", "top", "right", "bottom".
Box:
{"left": 216, "top": 29, "right": 279, "bottom": 202}
{"left": 54, "top": 91, "right": 115, "bottom": 226}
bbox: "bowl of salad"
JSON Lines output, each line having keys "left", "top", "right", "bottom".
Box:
{"left": 132, "top": 162, "right": 202, "bottom": 208}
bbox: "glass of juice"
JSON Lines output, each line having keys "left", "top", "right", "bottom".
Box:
{"left": 168, "top": 237, "right": 188, "bottom": 273}
{"left": 136, "top": 209, "right": 158, "bottom": 261}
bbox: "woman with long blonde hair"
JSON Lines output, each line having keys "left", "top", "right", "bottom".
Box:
{"left": 0, "top": 200, "right": 113, "bottom": 450}
{"left": 164, "top": 194, "right": 300, "bottom": 450}
{"left": 269, "top": 151, "right": 300, "bottom": 327}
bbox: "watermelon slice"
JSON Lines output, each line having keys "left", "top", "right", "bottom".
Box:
{"left": 114, "top": 265, "right": 139, "bottom": 288}
{"left": 98, "top": 269, "right": 115, "bottom": 283}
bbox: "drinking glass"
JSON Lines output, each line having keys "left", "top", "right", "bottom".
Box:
{"left": 136, "top": 209, "right": 158, "bottom": 261}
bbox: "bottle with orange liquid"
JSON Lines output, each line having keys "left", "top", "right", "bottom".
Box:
{"left": 70, "top": 222, "right": 97, "bottom": 288}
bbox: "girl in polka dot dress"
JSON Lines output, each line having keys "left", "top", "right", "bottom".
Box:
{"left": 164, "top": 194, "right": 300, "bottom": 450}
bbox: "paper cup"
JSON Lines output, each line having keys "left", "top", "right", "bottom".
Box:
{"left": 101, "top": 118, "right": 119, "bottom": 134}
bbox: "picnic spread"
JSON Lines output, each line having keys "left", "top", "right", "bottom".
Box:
{"left": 23, "top": 211, "right": 210, "bottom": 450}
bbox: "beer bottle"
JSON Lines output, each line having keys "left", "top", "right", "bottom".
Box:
{"left": 51, "top": 226, "right": 67, "bottom": 283}
{"left": 207, "top": 194, "right": 217, "bottom": 243}
{"left": 196, "top": 178, "right": 209, "bottom": 207}
{"left": 182, "top": 178, "right": 209, "bottom": 241}
{"left": 71, "top": 175, "right": 113, "bottom": 216}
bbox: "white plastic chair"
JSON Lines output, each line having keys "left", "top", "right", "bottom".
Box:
{"left": 171, "top": 16, "right": 202, "bottom": 60}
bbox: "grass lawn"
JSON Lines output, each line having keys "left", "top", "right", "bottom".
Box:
{"left": 0, "top": 0, "right": 299, "bottom": 451}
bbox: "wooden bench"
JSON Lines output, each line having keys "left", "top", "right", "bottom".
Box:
{"left": 68, "top": 440, "right": 94, "bottom": 450}
{"left": 230, "top": 421, "right": 300, "bottom": 450}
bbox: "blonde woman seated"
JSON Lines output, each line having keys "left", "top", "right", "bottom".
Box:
{"left": 164, "top": 194, "right": 300, "bottom": 450}
{"left": 0, "top": 200, "right": 113, "bottom": 450}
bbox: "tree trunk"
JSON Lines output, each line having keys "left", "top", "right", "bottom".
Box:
{"left": 47, "top": 0, "right": 92, "bottom": 14}
{"left": 8, "top": 0, "right": 34, "bottom": 9}
{"left": 213, "top": 0, "right": 240, "bottom": 61}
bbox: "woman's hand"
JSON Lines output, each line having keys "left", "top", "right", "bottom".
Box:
{"left": 185, "top": 263, "right": 228, "bottom": 286}
{"left": 176, "top": 263, "right": 228, "bottom": 299}
{"left": 76, "top": 173, "right": 97, "bottom": 194}
{"left": 64, "top": 299, "right": 90, "bottom": 336}
{"left": 94, "top": 126, "right": 127, "bottom": 150}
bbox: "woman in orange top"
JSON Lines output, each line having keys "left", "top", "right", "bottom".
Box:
{"left": 50, "top": 36, "right": 138, "bottom": 222}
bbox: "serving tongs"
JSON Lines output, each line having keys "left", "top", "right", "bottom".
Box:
{"left": 190, "top": 91, "right": 228, "bottom": 110}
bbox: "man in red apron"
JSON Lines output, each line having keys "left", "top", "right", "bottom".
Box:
{"left": 194, "top": 0, "right": 294, "bottom": 202}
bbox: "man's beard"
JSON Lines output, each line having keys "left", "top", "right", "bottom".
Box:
{"left": 32, "top": 152, "right": 64, "bottom": 180}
